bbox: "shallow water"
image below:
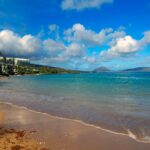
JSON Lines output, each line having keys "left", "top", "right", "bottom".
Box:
{"left": 0, "top": 73, "right": 150, "bottom": 142}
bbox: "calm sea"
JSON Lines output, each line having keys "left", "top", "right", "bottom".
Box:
{"left": 0, "top": 72, "right": 150, "bottom": 142}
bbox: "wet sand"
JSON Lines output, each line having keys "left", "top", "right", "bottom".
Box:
{"left": 0, "top": 102, "right": 150, "bottom": 150}
{"left": 0, "top": 112, "right": 4, "bottom": 122}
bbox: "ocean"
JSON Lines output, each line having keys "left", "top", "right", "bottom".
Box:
{"left": 0, "top": 72, "right": 150, "bottom": 142}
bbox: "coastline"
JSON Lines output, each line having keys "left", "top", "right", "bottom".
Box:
{"left": 0, "top": 101, "right": 150, "bottom": 150}
{"left": 0, "top": 102, "right": 142, "bottom": 142}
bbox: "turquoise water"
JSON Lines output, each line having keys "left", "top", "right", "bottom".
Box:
{"left": 1, "top": 73, "right": 150, "bottom": 142}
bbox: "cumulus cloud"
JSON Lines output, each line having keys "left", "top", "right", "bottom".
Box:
{"left": 64, "top": 23, "right": 125, "bottom": 47}
{"left": 47, "top": 43, "right": 85, "bottom": 64}
{"left": 65, "top": 43, "right": 85, "bottom": 57}
{"left": 61, "top": 0, "right": 113, "bottom": 10}
{"left": 0, "top": 30, "right": 41, "bottom": 57}
{"left": 0, "top": 28, "right": 86, "bottom": 67}
{"left": 140, "top": 31, "right": 150, "bottom": 46}
{"left": 100, "top": 31, "right": 150, "bottom": 60}
{"left": 83, "top": 56, "right": 97, "bottom": 63}
{"left": 0, "top": 29, "right": 65, "bottom": 59}
{"left": 100, "top": 36, "right": 139, "bottom": 58}
{"left": 43, "top": 39, "right": 65, "bottom": 54}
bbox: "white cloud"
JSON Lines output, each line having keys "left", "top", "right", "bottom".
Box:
{"left": 100, "top": 31, "right": 150, "bottom": 60}
{"left": 0, "top": 29, "right": 66, "bottom": 59}
{"left": 140, "top": 31, "right": 150, "bottom": 46}
{"left": 83, "top": 56, "right": 97, "bottom": 63}
{"left": 64, "top": 23, "right": 125, "bottom": 47}
{"left": 61, "top": 0, "right": 113, "bottom": 10}
{"left": 21, "top": 35, "right": 41, "bottom": 53}
{"left": 65, "top": 43, "right": 85, "bottom": 57}
{"left": 64, "top": 23, "right": 107, "bottom": 45}
{"left": 0, "top": 29, "right": 87, "bottom": 68}
{"left": 43, "top": 39, "right": 65, "bottom": 54}
{"left": 0, "top": 30, "right": 41, "bottom": 57}
{"left": 100, "top": 36, "right": 139, "bottom": 58}
{"left": 47, "top": 43, "right": 85, "bottom": 64}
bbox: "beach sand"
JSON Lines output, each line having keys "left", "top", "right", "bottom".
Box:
{"left": 0, "top": 112, "right": 4, "bottom": 123}
{"left": 0, "top": 102, "right": 150, "bottom": 150}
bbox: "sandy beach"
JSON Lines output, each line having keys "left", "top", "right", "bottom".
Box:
{"left": 0, "top": 102, "right": 150, "bottom": 150}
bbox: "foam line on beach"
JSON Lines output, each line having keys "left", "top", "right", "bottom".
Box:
{"left": 0, "top": 101, "right": 149, "bottom": 144}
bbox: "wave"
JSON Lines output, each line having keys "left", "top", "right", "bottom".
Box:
{"left": 106, "top": 76, "right": 150, "bottom": 80}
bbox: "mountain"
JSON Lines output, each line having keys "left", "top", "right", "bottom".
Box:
{"left": 93, "top": 67, "right": 110, "bottom": 73}
{"left": 122, "top": 67, "right": 150, "bottom": 72}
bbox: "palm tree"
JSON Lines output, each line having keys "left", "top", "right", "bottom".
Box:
{"left": 0, "top": 51, "right": 8, "bottom": 74}
{"left": 0, "top": 51, "right": 6, "bottom": 63}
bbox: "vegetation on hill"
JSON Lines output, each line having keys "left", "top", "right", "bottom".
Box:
{"left": 0, "top": 51, "right": 81, "bottom": 76}
{"left": 93, "top": 67, "right": 110, "bottom": 73}
{"left": 16, "top": 64, "right": 81, "bottom": 75}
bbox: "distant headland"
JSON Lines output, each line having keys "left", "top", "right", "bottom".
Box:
{"left": 93, "top": 66, "right": 150, "bottom": 73}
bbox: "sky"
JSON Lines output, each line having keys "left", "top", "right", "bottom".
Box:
{"left": 0, "top": 0, "right": 150, "bottom": 71}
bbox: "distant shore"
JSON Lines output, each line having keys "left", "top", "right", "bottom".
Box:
{"left": 0, "top": 102, "right": 150, "bottom": 150}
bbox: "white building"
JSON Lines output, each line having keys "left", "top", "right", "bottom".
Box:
{"left": 0, "top": 57, "right": 30, "bottom": 65}
{"left": 0, "top": 57, "right": 30, "bottom": 74}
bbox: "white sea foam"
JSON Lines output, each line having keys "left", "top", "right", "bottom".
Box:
{"left": 127, "top": 129, "right": 137, "bottom": 140}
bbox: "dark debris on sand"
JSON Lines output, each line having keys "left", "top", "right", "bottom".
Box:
{"left": 0, "top": 128, "right": 50, "bottom": 150}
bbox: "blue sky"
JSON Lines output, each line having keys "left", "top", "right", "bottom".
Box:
{"left": 0, "top": 0, "right": 150, "bottom": 70}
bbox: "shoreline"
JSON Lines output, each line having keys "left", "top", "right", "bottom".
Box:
{"left": 0, "top": 101, "right": 150, "bottom": 145}
{"left": 0, "top": 102, "right": 128, "bottom": 137}
{"left": 1, "top": 101, "right": 150, "bottom": 150}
